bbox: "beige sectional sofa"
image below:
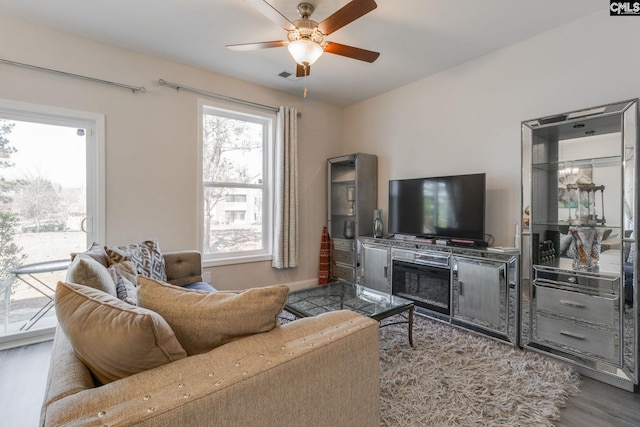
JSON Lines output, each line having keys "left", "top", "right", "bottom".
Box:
{"left": 40, "top": 243, "right": 381, "bottom": 426}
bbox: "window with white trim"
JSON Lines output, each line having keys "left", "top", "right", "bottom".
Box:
{"left": 199, "top": 101, "right": 274, "bottom": 265}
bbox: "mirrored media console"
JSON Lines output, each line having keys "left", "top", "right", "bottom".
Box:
{"left": 359, "top": 236, "right": 519, "bottom": 346}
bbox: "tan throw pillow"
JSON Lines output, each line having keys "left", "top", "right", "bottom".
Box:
{"left": 66, "top": 253, "right": 117, "bottom": 297}
{"left": 107, "top": 261, "right": 139, "bottom": 306}
{"left": 55, "top": 281, "right": 187, "bottom": 385}
{"left": 137, "top": 276, "right": 289, "bottom": 355}
{"left": 105, "top": 238, "right": 167, "bottom": 282}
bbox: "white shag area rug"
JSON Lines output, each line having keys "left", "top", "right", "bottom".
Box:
{"left": 379, "top": 315, "right": 581, "bottom": 427}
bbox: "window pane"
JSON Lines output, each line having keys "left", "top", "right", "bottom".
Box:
{"left": 200, "top": 102, "right": 273, "bottom": 263}
{"left": 0, "top": 119, "right": 88, "bottom": 336}
{"left": 202, "top": 114, "right": 263, "bottom": 185}
{"left": 203, "top": 187, "right": 263, "bottom": 254}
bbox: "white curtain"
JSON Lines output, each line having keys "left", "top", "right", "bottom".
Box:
{"left": 272, "top": 106, "right": 299, "bottom": 269}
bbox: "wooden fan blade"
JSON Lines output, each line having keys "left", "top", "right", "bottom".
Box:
{"left": 227, "top": 41, "right": 287, "bottom": 51}
{"left": 318, "top": 0, "right": 377, "bottom": 35}
{"left": 324, "top": 42, "right": 380, "bottom": 63}
{"left": 296, "top": 63, "right": 311, "bottom": 77}
{"left": 245, "top": 0, "right": 296, "bottom": 31}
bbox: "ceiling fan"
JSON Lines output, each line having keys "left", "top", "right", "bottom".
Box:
{"left": 227, "top": 0, "right": 380, "bottom": 77}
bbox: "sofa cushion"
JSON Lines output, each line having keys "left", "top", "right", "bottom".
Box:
{"left": 66, "top": 253, "right": 117, "bottom": 297}
{"left": 137, "top": 276, "right": 288, "bottom": 355}
{"left": 105, "top": 238, "right": 167, "bottom": 282}
{"left": 55, "top": 281, "right": 187, "bottom": 385}
{"left": 107, "top": 261, "right": 139, "bottom": 305}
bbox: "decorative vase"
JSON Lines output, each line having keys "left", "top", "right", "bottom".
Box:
{"left": 343, "top": 220, "right": 355, "bottom": 239}
{"left": 570, "top": 226, "right": 596, "bottom": 270}
{"left": 373, "top": 209, "right": 384, "bottom": 238}
{"left": 318, "top": 226, "right": 331, "bottom": 284}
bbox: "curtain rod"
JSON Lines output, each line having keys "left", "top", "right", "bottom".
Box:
{"left": 159, "top": 78, "right": 288, "bottom": 115}
{"left": 0, "top": 58, "right": 146, "bottom": 93}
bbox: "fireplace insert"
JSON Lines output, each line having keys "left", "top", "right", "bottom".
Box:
{"left": 391, "top": 253, "right": 451, "bottom": 316}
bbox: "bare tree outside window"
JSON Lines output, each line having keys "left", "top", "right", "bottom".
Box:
{"left": 0, "top": 117, "right": 88, "bottom": 336}
{"left": 15, "top": 175, "right": 62, "bottom": 230}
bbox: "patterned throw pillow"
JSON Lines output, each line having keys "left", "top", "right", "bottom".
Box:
{"left": 107, "top": 261, "right": 139, "bottom": 305}
{"left": 105, "top": 239, "right": 167, "bottom": 282}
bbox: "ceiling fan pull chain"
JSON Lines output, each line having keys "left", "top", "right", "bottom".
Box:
{"left": 303, "top": 64, "right": 308, "bottom": 98}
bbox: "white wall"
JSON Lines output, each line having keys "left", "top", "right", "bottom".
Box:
{"left": 343, "top": 10, "right": 640, "bottom": 246}
{"left": 0, "top": 14, "right": 344, "bottom": 290}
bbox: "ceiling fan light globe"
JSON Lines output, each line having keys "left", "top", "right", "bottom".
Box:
{"left": 288, "top": 39, "right": 323, "bottom": 66}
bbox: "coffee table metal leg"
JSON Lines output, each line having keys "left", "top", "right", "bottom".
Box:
{"left": 408, "top": 305, "right": 414, "bottom": 347}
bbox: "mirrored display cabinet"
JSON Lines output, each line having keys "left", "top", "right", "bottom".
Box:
{"left": 520, "top": 99, "right": 638, "bottom": 391}
{"left": 328, "top": 153, "right": 377, "bottom": 282}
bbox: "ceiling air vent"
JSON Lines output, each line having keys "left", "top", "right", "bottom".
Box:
{"left": 278, "top": 70, "right": 302, "bottom": 82}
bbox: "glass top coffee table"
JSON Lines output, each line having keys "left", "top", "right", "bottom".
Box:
{"left": 285, "top": 280, "right": 415, "bottom": 347}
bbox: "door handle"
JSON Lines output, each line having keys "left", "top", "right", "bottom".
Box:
{"left": 459, "top": 281, "right": 463, "bottom": 296}
{"left": 80, "top": 217, "right": 88, "bottom": 233}
{"left": 383, "top": 266, "right": 388, "bottom": 278}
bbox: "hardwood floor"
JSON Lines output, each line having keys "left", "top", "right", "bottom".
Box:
{"left": 557, "top": 375, "right": 640, "bottom": 427}
{"left": 0, "top": 340, "right": 52, "bottom": 427}
{"left": 0, "top": 340, "right": 639, "bottom": 426}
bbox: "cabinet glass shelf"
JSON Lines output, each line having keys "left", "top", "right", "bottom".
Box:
{"left": 531, "top": 222, "right": 621, "bottom": 229}
{"left": 332, "top": 214, "right": 356, "bottom": 217}
{"left": 532, "top": 155, "right": 621, "bottom": 171}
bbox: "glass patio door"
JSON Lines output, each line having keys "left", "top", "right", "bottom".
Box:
{"left": 0, "top": 101, "right": 104, "bottom": 346}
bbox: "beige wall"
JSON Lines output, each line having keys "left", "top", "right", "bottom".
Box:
{"left": 344, "top": 10, "right": 640, "bottom": 246}
{"left": 0, "top": 14, "right": 344, "bottom": 290}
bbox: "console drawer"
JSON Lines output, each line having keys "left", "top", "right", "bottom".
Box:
{"left": 332, "top": 263, "right": 355, "bottom": 282}
{"left": 535, "top": 285, "right": 618, "bottom": 328}
{"left": 535, "top": 313, "right": 618, "bottom": 364}
{"left": 333, "top": 239, "right": 355, "bottom": 251}
{"left": 534, "top": 267, "right": 619, "bottom": 293}
{"left": 332, "top": 249, "right": 355, "bottom": 265}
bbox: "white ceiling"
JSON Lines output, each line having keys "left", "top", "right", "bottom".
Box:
{"left": 0, "top": 0, "right": 605, "bottom": 107}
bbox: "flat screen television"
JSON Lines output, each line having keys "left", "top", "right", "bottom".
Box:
{"left": 388, "top": 173, "right": 486, "bottom": 243}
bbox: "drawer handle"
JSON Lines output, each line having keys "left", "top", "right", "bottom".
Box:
{"left": 560, "top": 330, "right": 586, "bottom": 340}
{"left": 560, "top": 300, "right": 585, "bottom": 308}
